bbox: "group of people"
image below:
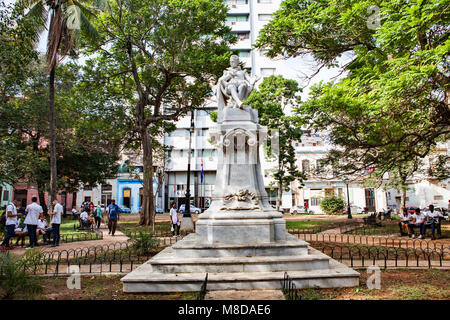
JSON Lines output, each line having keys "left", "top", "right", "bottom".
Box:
{"left": 0, "top": 197, "right": 63, "bottom": 250}
{"left": 76, "top": 200, "right": 120, "bottom": 236}
{"left": 398, "top": 205, "right": 444, "bottom": 240}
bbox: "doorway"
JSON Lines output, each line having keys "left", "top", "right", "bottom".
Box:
{"left": 365, "top": 188, "right": 376, "bottom": 212}
{"left": 123, "top": 188, "right": 131, "bottom": 208}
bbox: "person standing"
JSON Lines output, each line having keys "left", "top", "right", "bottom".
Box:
{"left": 0, "top": 200, "right": 21, "bottom": 250}
{"left": 24, "top": 197, "right": 43, "bottom": 248}
{"left": 106, "top": 199, "right": 120, "bottom": 236}
{"left": 48, "top": 199, "right": 63, "bottom": 247}
{"left": 94, "top": 206, "right": 102, "bottom": 229}
{"left": 170, "top": 203, "right": 180, "bottom": 237}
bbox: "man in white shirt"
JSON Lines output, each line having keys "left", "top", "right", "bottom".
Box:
{"left": 409, "top": 208, "right": 425, "bottom": 239}
{"left": 398, "top": 208, "right": 411, "bottom": 236}
{"left": 48, "top": 200, "right": 63, "bottom": 247}
{"left": 169, "top": 203, "right": 180, "bottom": 237}
{"left": 24, "top": 197, "right": 43, "bottom": 248}
{"left": 423, "top": 205, "right": 443, "bottom": 240}
{"left": 1, "top": 200, "right": 21, "bottom": 249}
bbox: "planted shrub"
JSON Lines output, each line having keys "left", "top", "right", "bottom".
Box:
{"left": 0, "top": 249, "right": 44, "bottom": 299}
{"left": 320, "top": 197, "right": 345, "bottom": 215}
{"left": 130, "top": 231, "right": 159, "bottom": 256}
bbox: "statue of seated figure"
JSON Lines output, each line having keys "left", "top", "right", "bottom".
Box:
{"left": 217, "top": 55, "right": 259, "bottom": 109}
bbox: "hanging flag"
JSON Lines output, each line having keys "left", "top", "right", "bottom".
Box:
{"left": 200, "top": 158, "right": 204, "bottom": 184}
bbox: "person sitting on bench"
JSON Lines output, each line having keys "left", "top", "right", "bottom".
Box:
{"left": 14, "top": 222, "right": 28, "bottom": 248}
{"left": 398, "top": 207, "right": 412, "bottom": 236}
{"left": 37, "top": 217, "right": 49, "bottom": 245}
{"left": 80, "top": 210, "right": 93, "bottom": 228}
{"left": 423, "top": 204, "right": 444, "bottom": 240}
{"left": 409, "top": 208, "right": 425, "bottom": 239}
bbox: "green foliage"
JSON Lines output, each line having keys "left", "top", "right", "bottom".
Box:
{"left": 0, "top": 249, "right": 44, "bottom": 299}
{"left": 85, "top": 0, "right": 235, "bottom": 224}
{"left": 129, "top": 231, "right": 159, "bottom": 255}
{"left": 0, "top": 61, "right": 122, "bottom": 192}
{"left": 256, "top": 0, "right": 450, "bottom": 186}
{"left": 245, "top": 75, "right": 305, "bottom": 205}
{"left": 320, "top": 196, "right": 345, "bottom": 215}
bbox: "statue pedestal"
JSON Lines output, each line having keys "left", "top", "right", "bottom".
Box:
{"left": 122, "top": 108, "right": 359, "bottom": 292}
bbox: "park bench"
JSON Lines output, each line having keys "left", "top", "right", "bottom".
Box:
{"left": 75, "top": 218, "right": 94, "bottom": 232}
{"left": 363, "top": 214, "right": 382, "bottom": 227}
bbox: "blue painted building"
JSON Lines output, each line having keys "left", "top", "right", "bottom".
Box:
{"left": 116, "top": 179, "right": 158, "bottom": 213}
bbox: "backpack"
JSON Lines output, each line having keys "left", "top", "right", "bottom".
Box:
{"left": 0, "top": 212, "right": 5, "bottom": 227}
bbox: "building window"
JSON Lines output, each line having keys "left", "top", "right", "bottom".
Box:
{"left": 102, "top": 184, "right": 112, "bottom": 191}
{"left": 434, "top": 195, "right": 443, "bottom": 200}
{"left": 234, "top": 32, "right": 250, "bottom": 40}
{"left": 226, "top": 15, "right": 249, "bottom": 22}
{"left": 258, "top": 14, "right": 272, "bottom": 21}
{"left": 237, "top": 50, "right": 250, "bottom": 58}
{"left": 258, "top": 0, "right": 272, "bottom": 3}
{"left": 311, "top": 198, "right": 321, "bottom": 206}
{"left": 302, "top": 160, "right": 310, "bottom": 172}
{"left": 226, "top": 0, "right": 248, "bottom": 5}
{"left": 316, "top": 159, "right": 325, "bottom": 172}
{"left": 3, "top": 190, "right": 9, "bottom": 202}
{"left": 260, "top": 68, "right": 275, "bottom": 77}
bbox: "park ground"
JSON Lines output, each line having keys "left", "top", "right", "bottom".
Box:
{"left": 14, "top": 269, "right": 449, "bottom": 300}
{"left": 2, "top": 213, "right": 449, "bottom": 300}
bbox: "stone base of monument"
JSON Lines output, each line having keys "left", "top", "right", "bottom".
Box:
{"left": 121, "top": 232, "right": 359, "bottom": 293}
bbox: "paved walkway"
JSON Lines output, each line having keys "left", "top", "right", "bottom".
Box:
{"left": 11, "top": 226, "right": 129, "bottom": 256}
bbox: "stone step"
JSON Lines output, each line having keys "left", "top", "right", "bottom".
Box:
{"left": 122, "top": 265, "right": 359, "bottom": 293}
{"left": 121, "top": 248, "right": 359, "bottom": 293}
{"left": 171, "top": 233, "right": 310, "bottom": 258}
{"left": 150, "top": 254, "right": 330, "bottom": 273}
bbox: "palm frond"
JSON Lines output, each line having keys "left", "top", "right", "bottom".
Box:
{"left": 78, "top": 10, "right": 100, "bottom": 42}
{"left": 20, "top": 0, "right": 48, "bottom": 45}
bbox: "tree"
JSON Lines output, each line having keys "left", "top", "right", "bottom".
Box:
{"left": 0, "top": 61, "right": 124, "bottom": 213}
{"left": 245, "top": 75, "right": 305, "bottom": 210}
{"left": 255, "top": 0, "right": 449, "bottom": 209}
{"left": 256, "top": 0, "right": 449, "bottom": 163}
{"left": 20, "top": 0, "right": 102, "bottom": 210}
{"left": 88, "top": 0, "right": 235, "bottom": 226}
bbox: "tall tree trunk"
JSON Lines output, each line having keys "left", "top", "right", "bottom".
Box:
{"left": 276, "top": 181, "right": 282, "bottom": 212}
{"left": 139, "top": 129, "right": 155, "bottom": 227}
{"left": 400, "top": 188, "right": 407, "bottom": 213}
{"left": 49, "top": 65, "right": 57, "bottom": 212}
{"left": 37, "top": 181, "right": 48, "bottom": 215}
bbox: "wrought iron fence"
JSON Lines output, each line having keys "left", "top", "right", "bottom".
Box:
{"left": 196, "top": 273, "right": 208, "bottom": 300}
{"left": 281, "top": 272, "right": 301, "bottom": 300}
{"left": 20, "top": 239, "right": 448, "bottom": 277}
{"left": 287, "top": 227, "right": 449, "bottom": 252}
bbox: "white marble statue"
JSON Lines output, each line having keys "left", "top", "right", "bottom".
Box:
{"left": 216, "top": 55, "right": 260, "bottom": 110}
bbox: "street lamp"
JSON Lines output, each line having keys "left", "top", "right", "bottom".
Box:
{"left": 343, "top": 177, "right": 352, "bottom": 219}
{"left": 180, "top": 110, "right": 195, "bottom": 234}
